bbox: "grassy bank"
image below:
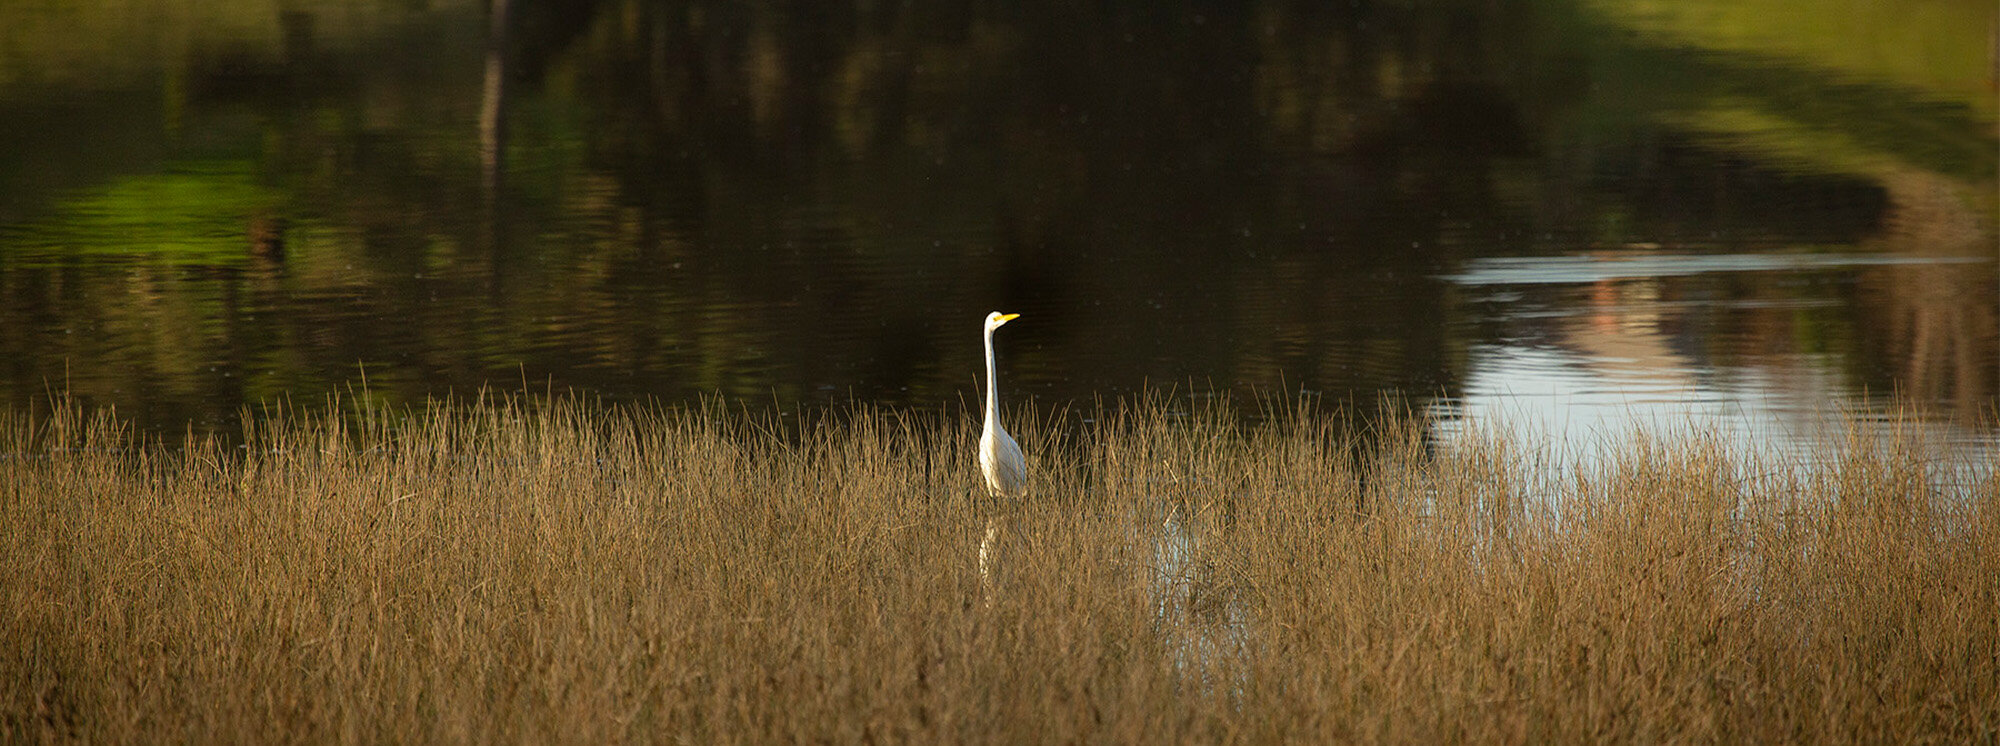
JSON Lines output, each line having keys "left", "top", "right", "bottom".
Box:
{"left": 2, "top": 395, "right": 1996, "bottom": 743}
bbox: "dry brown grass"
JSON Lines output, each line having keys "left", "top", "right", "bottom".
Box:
{"left": 2, "top": 393, "right": 1996, "bottom": 744}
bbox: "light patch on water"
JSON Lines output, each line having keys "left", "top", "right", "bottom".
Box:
{"left": 1138, "top": 504, "right": 1250, "bottom": 697}
{"left": 1440, "top": 252, "right": 1989, "bottom": 286}
{"left": 1432, "top": 341, "right": 1997, "bottom": 504}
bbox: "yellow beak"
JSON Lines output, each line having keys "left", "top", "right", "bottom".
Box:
{"left": 998, "top": 313, "right": 1020, "bottom": 322}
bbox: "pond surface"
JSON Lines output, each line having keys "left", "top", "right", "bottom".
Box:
{"left": 0, "top": 0, "right": 1993, "bottom": 446}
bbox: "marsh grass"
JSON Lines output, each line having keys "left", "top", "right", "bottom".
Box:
{"left": 2, "top": 392, "right": 1996, "bottom": 743}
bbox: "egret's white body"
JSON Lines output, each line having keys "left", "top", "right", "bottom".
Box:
{"left": 976, "top": 311, "right": 1022, "bottom": 599}
{"left": 979, "top": 311, "right": 1026, "bottom": 499}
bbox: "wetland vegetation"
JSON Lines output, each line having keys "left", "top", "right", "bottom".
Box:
{"left": 3, "top": 394, "right": 1994, "bottom": 742}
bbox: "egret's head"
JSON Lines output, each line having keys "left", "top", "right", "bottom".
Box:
{"left": 984, "top": 311, "right": 1020, "bottom": 331}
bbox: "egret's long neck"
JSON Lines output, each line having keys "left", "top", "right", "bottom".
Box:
{"left": 983, "top": 326, "right": 1000, "bottom": 431}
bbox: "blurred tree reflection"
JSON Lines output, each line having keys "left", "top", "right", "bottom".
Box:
{"left": 1854, "top": 170, "right": 1997, "bottom": 418}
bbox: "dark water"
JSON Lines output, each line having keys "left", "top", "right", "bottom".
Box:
{"left": 0, "top": 0, "right": 1994, "bottom": 444}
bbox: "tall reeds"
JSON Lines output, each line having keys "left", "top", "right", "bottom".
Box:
{"left": 1, "top": 393, "right": 1994, "bottom": 743}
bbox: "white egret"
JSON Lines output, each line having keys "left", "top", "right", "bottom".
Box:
{"left": 977, "top": 311, "right": 1023, "bottom": 599}
{"left": 979, "top": 311, "right": 1026, "bottom": 499}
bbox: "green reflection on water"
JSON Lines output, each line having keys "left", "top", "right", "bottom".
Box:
{"left": 1592, "top": 0, "right": 1995, "bottom": 117}
{"left": 7, "top": 160, "right": 277, "bottom": 266}
{"left": 1584, "top": 0, "right": 1995, "bottom": 189}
